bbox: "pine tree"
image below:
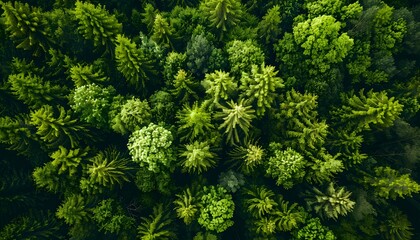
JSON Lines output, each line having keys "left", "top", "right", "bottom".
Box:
{"left": 215, "top": 99, "right": 256, "bottom": 145}
{"left": 1, "top": 1, "right": 53, "bottom": 55}
{"left": 151, "top": 14, "right": 174, "bottom": 49}
{"left": 174, "top": 188, "right": 198, "bottom": 225}
{"left": 333, "top": 90, "right": 403, "bottom": 131}
{"left": 29, "top": 105, "right": 91, "bottom": 148}
{"left": 56, "top": 194, "right": 90, "bottom": 226}
{"left": 179, "top": 141, "right": 217, "bottom": 174}
{"left": 69, "top": 63, "right": 109, "bottom": 88}
{"left": 364, "top": 166, "right": 420, "bottom": 200}
{"left": 71, "top": 1, "right": 122, "bottom": 48}
{"left": 50, "top": 145, "right": 89, "bottom": 177}
{"left": 273, "top": 196, "right": 306, "bottom": 232}
{"left": 115, "top": 34, "right": 154, "bottom": 90}
{"left": 170, "top": 69, "right": 200, "bottom": 103}
{"left": 229, "top": 140, "right": 265, "bottom": 174}
{"left": 257, "top": 5, "right": 282, "bottom": 44}
{"left": 137, "top": 204, "right": 176, "bottom": 240}
{"left": 0, "top": 114, "right": 32, "bottom": 154}
{"left": 239, "top": 63, "right": 284, "bottom": 116}
{"left": 176, "top": 101, "right": 214, "bottom": 142}
{"left": 305, "top": 183, "right": 355, "bottom": 220}
{"left": 243, "top": 186, "right": 278, "bottom": 218}
{"left": 201, "top": 70, "right": 237, "bottom": 105}
{"left": 200, "top": 0, "right": 242, "bottom": 32}
{"left": 8, "top": 73, "right": 67, "bottom": 109}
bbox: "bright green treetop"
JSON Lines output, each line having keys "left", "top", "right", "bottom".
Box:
{"left": 198, "top": 185, "right": 235, "bottom": 233}
{"left": 176, "top": 101, "right": 214, "bottom": 142}
{"left": 179, "top": 141, "right": 217, "bottom": 174}
{"left": 127, "top": 123, "right": 175, "bottom": 173}
{"left": 200, "top": 0, "right": 242, "bottom": 32}
{"left": 202, "top": 70, "right": 237, "bottom": 105}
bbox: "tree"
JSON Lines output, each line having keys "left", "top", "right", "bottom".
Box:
{"left": 170, "top": 69, "right": 200, "bottom": 103}
{"left": 293, "top": 217, "right": 337, "bottom": 240}
{"left": 71, "top": 1, "right": 122, "bottom": 48}
{"left": 56, "top": 194, "right": 90, "bottom": 226}
{"left": 1, "top": 1, "right": 53, "bottom": 55}
{"left": 49, "top": 145, "right": 89, "bottom": 177}
{"left": 201, "top": 70, "right": 237, "bottom": 105}
{"left": 30, "top": 105, "right": 90, "bottom": 148}
{"left": 69, "top": 64, "right": 109, "bottom": 88}
{"left": 174, "top": 188, "right": 198, "bottom": 225}
{"left": 163, "top": 52, "right": 187, "bottom": 83}
{"left": 273, "top": 196, "right": 306, "bottom": 232}
{"left": 226, "top": 40, "right": 265, "bottom": 76}
{"left": 229, "top": 140, "right": 265, "bottom": 174}
{"left": 179, "top": 141, "right": 217, "bottom": 174}
{"left": 215, "top": 99, "right": 256, "bottom": 145}
{"left": 240, "top": 63, "right": 284, "bottom": 116}
{"left": 243, "top": 186, "right": 277, "bottom": 218}
{"left": 200, "top": 0, "right": 242, "bottom": 32}
{"left": 137, "top": 204, "right": 176, "bottom": 240}
{"left": 91, "top": 199, "right": 135, "bottom": 235}
{"left": 186, "top": 33, "right": 214, "bottom": 77}
{"left": 127, "top": 123, "right": 175, "bottom": 173}
{"left": 304, "top": 0, "right": 363, "bottom": 21}
{"left": 379, "top": 208, "right": 414, "bottom": 240}
{"left": 69, "top": 83, "right": 116, "bottom": 129}
{"left": 0, "top": 114, "right": 32, "bottom": 155}
{"left": 115, "top": 34, "right": 154, "bottom": 90}
{"left": 305, "top": 183, "right": 355, "bottom": 220}
{"left": 218, "top": 170, "right": 245, "bottom": 193}
{"left": 198, "top": 185, "right": 235, "bottom": 233}
{"left": 7, "top": 73, "right": 67, "bottom": 109}
{"left": 265, "top": 145, "right": 306, "bottom": 189}
{"left": 333, "top": 90, "right": 403, "bottom": 132}
{"left": 257, "top": 5, "right": 282, "bottom": 44}
{"left": 85, "top": 148, "right": 132, "bottom": 189}
{"left": 176, "top": 101, "right": 214, "bottom": 142}
{"left": 111, "top": 97, "right": 152, "bottom": 135}
{"left": 363, "top": 166, "right": 420, "bottom": 200}
{"left": 151, "top": 14, "right": 174, "bottom": 49}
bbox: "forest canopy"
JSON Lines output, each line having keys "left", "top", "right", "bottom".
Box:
{"left": 0, "top": 0, "right": 419, "bottom": 239}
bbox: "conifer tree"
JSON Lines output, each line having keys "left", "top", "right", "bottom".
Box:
{"left": 333, "top": 90, "right": 403, "bottom": 131}
{"left": 69, "top": 64, "right": 109, "bottom": 88}
{"left": 240, "top": 63, "right": 284, "bottom": 116}
{"left": 257, "top": 5, "right": 282, "bottom": 44}
{"left": 1, "top": 1, "right": 53, "bottom": 55}
{"left": 56, "top": 194, "right": 90, "bottom": 226}
{"left": 243, "top": 186, "right": 277, "bottom": 218}
{"left": 305, "top": 183, "right": 355, "bottom": 220}
{"left": 8, "top": 73, "right": 67, "bottom": 109}
{"left": 200, "top": 0, "right": 242, "bottom": 33}
{"left": 50, "top": 146, "right": 89, "bottom": 177}
{"left": 151, "top": 14, "right": 174, "bottom": 49}
{"left": 215, "top": 99, "right": 256, "bottom": 145}
{"left": 91, "top": 199, "right": 135, "bottom": 235}
{"left": 179, "top": 141, "right": 217, "bottom": 174}
{"left": 71, "top": 1, "right": 122, "bottom": 47}
{"left": 201, "top": 70, "right": 237, "bottom": 105}
{"left": 176, "top": 101, "right": 214, "bottom": 142}
{"left": 363, "top": 166, "right": 420, "bottom": 200}
{"left": 29, "top": 105, "right": 90, "bottom": 148}
{"left": 137, "top": 204, "right": 176, "bottom": 240}
{"left": 0, "top": 115, "right": 32, "bottom": 154}
{"left": 174, "top": 188, "right": 198, "bottom": 225}
{"left": 229, "top": 140, "right": 265, "bottom": 174}
{"left": 226, "top": 40, "right": 265, "bottom": 76}
{"left": 115, "top": 34, "right": 154, "bottom": 90}
{"left": 170, "top": 69, "right": 200, "bottom": 103}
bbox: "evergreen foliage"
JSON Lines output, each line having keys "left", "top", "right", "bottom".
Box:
{"left": 176, "top": 101, "right": 214, "bottom": 142}
{"left": 137, "top": 204, "right": 176, "bottom": 240}
{"left": 111, "top": 97, "right": 152, "bottom": 134}
{"left": 201, "top": 70, "right": 237, "bottom": 105}
{"left": 71, "top": 1, "right": 122, "bottom": 47}
{"left": 56, "top": 194, "right": 90, "bottom": 226}
{"left": 229, "top": 141, "right": 265, "bottom": 174}
{"left": 200, "top": 0, "right": 242, "bottom": 32}
{"left": 173, "top": 188, "right": 198, "bottom": 225}
{"left": 91, "top": 199, "right": 135, "bottom": 235}
{"left": 69, "top": 63, "right": 109, "bottom": 88}
{"left": 226, "top": 39, "right": 264, "bottom": 76}
{"left": 179, "top": 140, "right": 217, "bottom": 174}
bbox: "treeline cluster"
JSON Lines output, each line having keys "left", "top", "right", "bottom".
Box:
{"left": 0, "top": 0, "right": 419, "bottom": 239}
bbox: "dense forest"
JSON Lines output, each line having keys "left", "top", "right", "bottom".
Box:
{"left": 0, "top": 0, "right": 419, "bottom": 239}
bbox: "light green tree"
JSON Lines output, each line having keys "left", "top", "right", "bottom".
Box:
{"left": 179, "top": 141, "right": 217, "bottom": 174}
{"left": 240, "top": 63, "right": 284, "bottom": 116}
{"left": 243, "top": 186, "right": 277, "bottom": 218}
{"left": 127, "top": 123, "right": 175, "bottom": 173}
{"left": 215, "top": 99, "right": 256, "bottom": 145}
{"left": 305, "top": 183, "right": 355, "bottom": 220}
{"left": 115, "top": 34, "right": 154, "bottom": 90}
{"left": 176, "top": 101, "right": 214, "bottom": 142}
{"left": 200, "top": 0, "right": 242, "bottom": 32}
{"left": 170, "top": 69, "right": 199, "bottom": 103}
{"left": 294, "top": 217, "right": 337, "bottom": 240}
{"left": 198, "top": 185, "right": 235, "bottom": 233}
{"left": 363, "top": 166, "right": 420, "bottom": 200}
{"left": 111, "top": 97, "right": 152, "bottom": 135}
{"left": 265, "top": 145, "right": 306, "bottom": 189}
{"left": 137, "top": 204, "right": 176, "bottom": 240}
{"left": 151, "top": 14, "right": 174, "bottom": 49}
{"left": 56, "top": 194, "right": 90, "bottom": 226}
{"left": 71, "top": 1, "right": 122, "bottom": 47}
{"left": 229, "top": 140, "right": 265, "bottom": 174}
{"left": 226, "top": 40, "right": 265, "bottom": 76}
{"left": 174, "top": 188, "right": 198, "bottom": 225}
{"left": 201, "top": 70, "right": 237, "bottom": 105}
{"left": 91, "top": 199, "right": 135, "bottom": 235}
{"left": 69, "top": 64, "right": 109, "bottom": 88}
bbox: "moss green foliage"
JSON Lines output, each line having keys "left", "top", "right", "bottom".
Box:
{"left": 70, "top": 83, "right": 116, "bottom": 128}
{"left": 0, "top": 0, "right": 419, "bottom": 239}
{"left": 1, "top": 1, "right": 52, "bottom": 55}
{"left": 364, "top": 166, "right": 420, "bottom": 200}
{"left": 137, "top": 204, "right": 176, "bottom": 240}
{"left": 179, "top": 140, "right": 217, "bottom": 174}
{"left": 176, "top": 101, "right": 214, "bottom": 142}
{"left": 240, "top": 63, "right": 284, "bottom": 116}
{"left": 174, "top": 188, "right": 198, "bottom": 224}
{"left": 71, "top": 1, "right": 122, "bottom": 47}
{"left": 215, "top": 99, "right": 256, "bottom": 145}
{"left": 265, "top": 145, "right": 306, "bottom": 189}
{"left": 115, "top": 34, "right": 153, "bottom": 90}
{"left": 127, "top": 123, "right": 175, "bottom": 173}
{"left": 198, "top": 185, "right": 235, "bottom": 233}
{"left": 306, "top": 183, "right": 355, "bottom": 220}
{"left": 8, "top": 73, "right": 67, "bottom": 109}
{"left": 202, "top": 70, "right": 237, "bottom": 105}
